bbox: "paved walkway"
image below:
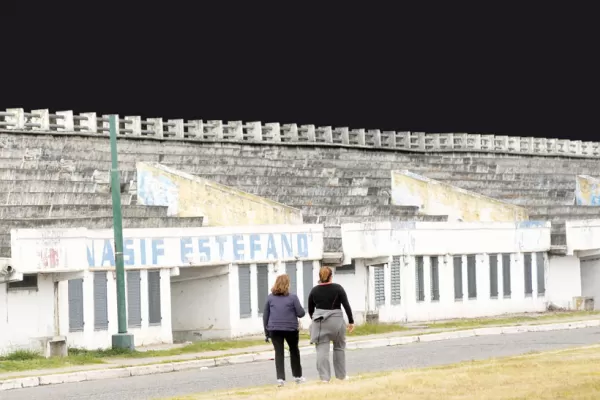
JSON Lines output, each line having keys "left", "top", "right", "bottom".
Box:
{"left": 4, "top": 326, "right": 600, "bottom": 400}
{"left": 0, "top": 312, "right": 597, "bottom": 382}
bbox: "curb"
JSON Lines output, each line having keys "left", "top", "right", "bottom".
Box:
{"left": 2, "top": 319, "right": 599, "bottom": 392}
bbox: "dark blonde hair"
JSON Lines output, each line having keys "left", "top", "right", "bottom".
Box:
{"left": 319, "top": 266, "right": 333, "bottom": 283}
{"left": 271, "top": 274, "right": 290, "bottom": 296}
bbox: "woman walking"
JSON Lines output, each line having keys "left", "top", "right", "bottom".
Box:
{"left": 263, "top": 274, "right": 306, "bottom": 387}
{"left": 307, "top": 266, "right": 355, "bottom": 382}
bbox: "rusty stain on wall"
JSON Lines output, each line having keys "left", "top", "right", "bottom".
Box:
{"left": 136, "top": 162, "right": 303, "bottom": 226}
{"left": 390, "top": 170, "right": 528, "bottom": 222}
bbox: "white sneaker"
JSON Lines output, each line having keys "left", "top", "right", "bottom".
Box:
{"left": 295, "top": 377, "right": 306, "bottom": 384}
{"left": 339, "top": 376, "right": 350, "bottom": 381}
{"left": 277, "top": 379, "right": 285, "bottom": 387}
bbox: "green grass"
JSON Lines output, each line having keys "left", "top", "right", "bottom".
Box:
{"left": 0, "top": 350, "right": 105, "bottom": 373}
{"left": 1, "top": 311, "right": 598, "bottom": 375}
{"left": 0, "top": 339, "right": 266, "bottom": 374}
{"left": 424, "top": 310, "right": 600, "bottom": 330}
{"left": 69, "top": 338, "right": 267, "bottom": 359}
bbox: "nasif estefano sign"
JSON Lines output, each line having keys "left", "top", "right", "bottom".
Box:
{"left": 11, "top": 225, "right": 324, "bottom": 272}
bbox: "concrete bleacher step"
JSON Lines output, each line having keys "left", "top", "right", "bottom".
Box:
{"left": 277, "top": 195, "right": 389, "bottom": 206}
{"left": 236, "top": 185, "right": 386, "bottom": 197}
{"left": 445, "top": 179, "right": 575, "bottom": 191}
{"left": 0, "top": 216, "right": 205, "bottom": 257}
{"left": 0, "top": 205, "right": 168, "bottom": 219}
{"left": 0, "top": 192, "right": 134, "bottom": 206}
{"left": 187, "top": 174, "right": 391, "bottom": 188}
{"left": 527, "top": 205, "right": 600, "bottom": 216}
{"left": 303, "top": 214, "right": 448, "bottom": 225}
{"left": 529, "top": 213, "right": 600, "bottom": 222}
{"left": 0, "top": 168, "right": 135, "bottom": 184}
{"left": 478, "top": 189, "right": 575, "bottom": 201}
{"left": 299, "top": 205, "right": 420, "bottom": 217}
{"left": 423, "top": 171, "right": 578, "bottom": 182}
{"left": 0, "top": 180, "right": 110, "bottom": 193}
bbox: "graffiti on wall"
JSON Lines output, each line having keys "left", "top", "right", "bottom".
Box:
{"left": 137, "top": 168, "right": 180, "bottom": 216}
{"left": 136, "top": 162, "right": 303, "bottom": 226}
{"left": 575, "top": 175, "right": 600, "bottom": 206}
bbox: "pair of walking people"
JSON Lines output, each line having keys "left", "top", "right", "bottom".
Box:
{"left": 262, "top": 266, "right": 355, "bottom": 386}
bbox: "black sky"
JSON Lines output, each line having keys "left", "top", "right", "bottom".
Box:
{"left": 1, "top": 5, "right": 597, "bottom": 140}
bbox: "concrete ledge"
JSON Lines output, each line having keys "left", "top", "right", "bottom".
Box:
{"left": 127, "top": 363, "right": 175, "bottom": 377}
{"left": 39, "top": 372, "right": 86, "bottom": 386}
{"left": 172, "top": 359, "right": 216, "bottom": 371}
{"left": 85, "top": 368, "right": 132, "bottom": 381}
{"left": 2, "top": 319, "right": 599, "bottom": 392}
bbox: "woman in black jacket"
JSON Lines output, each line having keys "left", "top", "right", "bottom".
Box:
{"left": 307, "top": 266, "right": 354, "bottom": 382}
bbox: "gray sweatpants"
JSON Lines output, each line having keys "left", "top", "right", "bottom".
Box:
{"left": 310, "top": 309, "right": 347, "bottom": 381}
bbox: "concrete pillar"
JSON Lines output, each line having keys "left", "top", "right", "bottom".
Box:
{"left": 263, "top": 122, "right": 279, "bottom": 142}
{"left": 496, "top": 135, "right": 509, "bottom": 152}
{"left": 227, "top": 121, "right": 243, "bottom": 140}
{"left": 521, "top": 137, "right": 534, "bottom": 153}
{"left": 383, "top": 131, "right": 396, "bottom": 148}
{"left": 571, "top": 140, "right": 582, "bottom": 156}
{"left": 5, "top": 108, "right": 25, "bottom": 129}
{"left": 370, "top": 129, "right": 381, "bottom": 147}
{"left": 507, "top": 136, "right": 519, "bottom": 152}
{"left": 582, "top": 141, "right": 594, "bottom": 156}
{"left": 352, "top": 129, "right": 366, "bottom": 146}
{"left": 56, "top": 111, "right": 74, "bottom": 132}
{"left": 31, "top": 109, "right": 50, "bottom": 131}
{"left": 125, "top": 116, "right": 142, "bottom": 136}
{"left": 430, "top": 133, "right": 441, "bottom": 150}
{"left": 396, "top": 131, "right": 410, "bottom": 149}
{"left": 147, "top": 118, "right": 163, "bottom": 138}
{"left": 415, "top": 132, "right": 426, "bottom": 150}
{"left": 302, "top": 125, "right": 316, "bottom": 142}
{"left": 318, "top": 126, "right": 333, "bottom": 143}
{"left": 79, "top": 113, "right": 97, "bottom": 133}
{"left": 101, "top": 115, "right": 112, "bottom": 134}
{"left": 336, "top": 127, "right": 349, "bottom": 145}
{"left": 469, "top": 134, "right": 482, "bottom": 150}
{"left": 187, "top": 120, "right": 204, "bottom": 139}
{"left": 168, "top": 119, "right": 184, "bottom": 139}
{"left": 206, "top": 120, "right": 223, "bottom": 140}
{"left": 282, "top": 124, "right": 298, "bottom": 142}
{"left": 559, "top": 139, "right": 570, "bottom": 154}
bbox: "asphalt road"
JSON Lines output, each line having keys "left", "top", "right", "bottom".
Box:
{"left": 5, "top": 327, "right": 600, "bottom": 400}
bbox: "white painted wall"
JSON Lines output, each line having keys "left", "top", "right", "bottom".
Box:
{"left": 334, "top": 262, "right": 368, "bottom": 325}
{"left": 60, "top": 268, "right": 173, "bottom": 350}
{"left": 580, "top": 258, "right": 600, "bottom": 310}
{"left": 0, "top": 275, "right": 56, "bottom": 355}
{"left": 547, "top": 255, "right": 581, "bottom": 309}
{"left": 341, "top": 221, "right": 551, "bottom": 264}
{"left": 227, "top": 260, "right": 320, "bottom": 338}
{"left": 566, "top": 219, "right": 600, "bottom": 255}
{"left": 171, "top": 266, "right": 231, "bottom": 340}
{"left": 346, "top": 252, "right": 549, "bottom": 325}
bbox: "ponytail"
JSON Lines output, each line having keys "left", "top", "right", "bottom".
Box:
{"left": 318, "top": 266, "right": 332, "bottom": 283}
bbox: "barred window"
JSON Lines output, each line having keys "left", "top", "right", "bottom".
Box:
{"left": 430, "top": 256, "right": 440, "bottom": 301}
{"left": 415, "top": 256, "right": 425, "bottom": 302}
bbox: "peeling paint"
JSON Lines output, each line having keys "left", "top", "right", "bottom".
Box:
{"left": 136, "top": 163, "right": 303, "bottom": 226}
{"left": 390, "top": 170, "right": 528, "bottom": 222}
{"left": 575, "top": 175, "right": 600, "bottom": 206}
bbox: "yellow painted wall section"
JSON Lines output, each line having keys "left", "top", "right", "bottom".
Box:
{"left": 136, "top": 162, "right": 303, "bottom": 226}
{"left": 390, "top": 170, "right": 528, "bottom": 222}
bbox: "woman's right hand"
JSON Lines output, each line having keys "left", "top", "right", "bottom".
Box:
{"left": 347, "top": 324, "right": 355, "bottom": 334}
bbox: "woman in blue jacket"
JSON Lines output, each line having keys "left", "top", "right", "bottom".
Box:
{"left": 263, "top": 274, "right": 306, "bottom": 387}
